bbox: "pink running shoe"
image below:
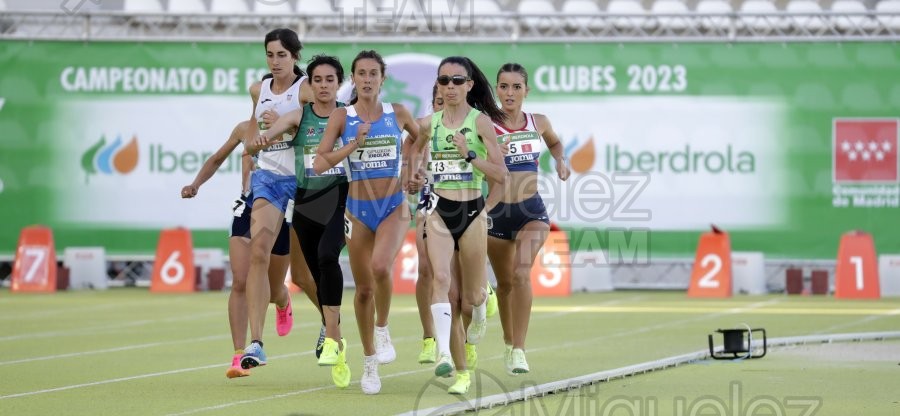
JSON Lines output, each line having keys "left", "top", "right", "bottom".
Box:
{"left": 226, "top": 354, "right": 250, "bottom": 379}
{"left": 275, "top": 295, "right": 293, "bottom": 337}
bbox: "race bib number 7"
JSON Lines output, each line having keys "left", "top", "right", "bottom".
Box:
{"left": 349, "top": 136, "right": 399, "bottom": 172}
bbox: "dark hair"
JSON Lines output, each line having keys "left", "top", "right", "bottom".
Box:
{"left": 438, "top": 56, "right": 505, "bottom": 123}
{"left": 307, "top": 54, "right": 345, "bottom": 84}
{"left": 432, "top": 83, "right": 439, "bottom": 104}
{"left": 497, "top": 63, "right": 529, "bottom": 87}
{"left": 349, "top": 50, "right": 386, "bottom": 105}
{"left": 262, "top": 28, "right": 305, "bottom": 79}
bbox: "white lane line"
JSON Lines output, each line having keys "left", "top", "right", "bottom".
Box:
{"left": 0, "top": 335, "right": 228, "bottom": 366}
{"left": 166, "top": 297, "right": 770, "bottom": 415}
{"left": 0, "top": 312, "right": 221, "bottom": 342}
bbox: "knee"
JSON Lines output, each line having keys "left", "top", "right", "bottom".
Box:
{"left": 355, "top": 284, "right": 375, "bottom": 302}
{"left": 496, "top": 278, "right": 513, "bottom": 296}
{"left": 249, "top": 244, "right": 269, "bottom": 266}
{"left": 512, "top": 269, "right": 532, "bottom": 288}
{"left": 432, "top": 270, "right": 451, "bottom": 289}
{"left": 318, "top": 246, "right": 341, "bottom": 267}
{"left": 371, "top": 258, "right": 391, "bottom": 280}
{"left": 231, "top": 278, "right": 247, "bottom": 294}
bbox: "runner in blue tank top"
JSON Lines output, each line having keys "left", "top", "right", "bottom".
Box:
{"left": 312, "top": 50, "right": 421, "bottom": 395}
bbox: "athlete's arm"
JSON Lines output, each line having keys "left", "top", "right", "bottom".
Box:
{"left": 241, "top": 152, "right": 253, "bottom": 194}
{"left": 263, "top": 108, "right": 303, "bottom": 142}
{"left": 393, "top": 104, "right": 421, "bottom": 193}
{"left": 181, "top": 121, "right": 246, "bottom": 198}
{"left": 471, "top": 114, "right": 508, "bottom": 185}
{"left": 243, "top": 82, "right": 263, "bottom": 155}
{"left": 535, "top": 113, "right": 570, "bottom": 181}
{"left": 299, "top": 78, "right": 314, "bottom": 105}
{"left": 313, "top": 107, "right": 358, "bottom": 174}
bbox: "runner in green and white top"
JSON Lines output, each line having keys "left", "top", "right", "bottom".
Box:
{"left": 409, "top": 56, "right": 508, "bottom": 395}
{"left": 260, "top": 55, "right": 351, "bottom": 389}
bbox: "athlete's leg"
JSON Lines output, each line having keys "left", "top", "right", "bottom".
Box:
{"left": 228, "top": 236, "right": 251, "bottom": 352}
{"left": 246, "top": 199, "right": 284, "bottom": 344}
{"left": 456, "top": 210, "right": 489, "bottom": 342}
{"left": 289, "top": 228, "right": 319, "bottom": 311}
{"left": 415, "top": 211, "right": 435, "bottom": 339}
{"left": 511, "top": 220, "right": 549, "bottom": 350}
{"left": 346, "top": 213, "right": 377, "bottom": 356}
{"left": 372, "top": 205, "right": 408, "bottom": 328}
{"left": 487, "top": 236, "right": 516, "bottom": 346}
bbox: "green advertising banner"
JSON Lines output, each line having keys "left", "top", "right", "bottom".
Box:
{"left": 0, "top": 41, "right": 898, "bottom": 258}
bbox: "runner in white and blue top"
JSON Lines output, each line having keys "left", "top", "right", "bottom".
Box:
{"left": 239, "top": 28, "right": 312, "bottom": 373}
{"left": 310, "top": 50, "right": 422, "bottom": 395}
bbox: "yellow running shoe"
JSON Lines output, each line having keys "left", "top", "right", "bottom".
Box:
{"left": 332, "top": 338, "right": 351, "bottom": 388}
{"left": 486, "top": 283, "right": 498, "bottom": 318}
{"left": 448, "top": 370, "right": 471, "bottom": 394}
{"left": 318, "top": 337, "right": 340, "bottom": 366}
{"left": 465, "top": 343, "right": 478, "bottom": 370}
{"left": 418, "top": 337, "right": 436, "bottom": 364}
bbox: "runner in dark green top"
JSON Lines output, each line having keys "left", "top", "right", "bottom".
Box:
{"left": 261, "top": 55, "right": 351, "bottom": 389}
{"left": 408, "top": 56, "right": 508, "bottom": 395}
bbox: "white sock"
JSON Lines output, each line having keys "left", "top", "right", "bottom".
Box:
{"left": 431, "top": 303, "right": 452, "bottom": 356}
{"left": 375, "top": 325, "right": 387, "bottom": 334}
{"left": 472, "top": 296, "right": 487, "bottom": 324}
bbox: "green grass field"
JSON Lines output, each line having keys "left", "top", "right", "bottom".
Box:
{"left": 1, "top": 289, "right": 898, "bottom": 415}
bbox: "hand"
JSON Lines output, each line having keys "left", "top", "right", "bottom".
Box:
{"left": 354, "top": 123, "right": 371, "bottom": 147}
{"left": 181, "top": 185, "right": 198, "bottom": 198}
{"left": 451, "top": 131, "right": 469, "bottom": 158}
{"left": 260, "top": 109, "right": 279, "bottom": 130}
{"left": 556, "top": 157, "right": 570, "bottom": 181}
{"left": 407, "top": 170, "right": 426, "bottom": 194}
{"left": 251, "top": 133, "right": 273, "bottom": 151}
{"left": 499, "top": 138, "right": 511, "bottom": 155}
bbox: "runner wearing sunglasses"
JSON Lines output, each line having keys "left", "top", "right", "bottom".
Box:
{"left": 409, "top": 56, "right": 508, "bottom": 394}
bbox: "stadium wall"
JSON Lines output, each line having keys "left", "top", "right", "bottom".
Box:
{"left": 1, "top": 40, "right": 898, "bottom": 259}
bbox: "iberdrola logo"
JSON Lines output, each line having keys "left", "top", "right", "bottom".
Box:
{"left": 539, "top": 135, "right": 595, "bottom": 174}
{"left": 81, "top": 134, "right": 139, "bottom": 183}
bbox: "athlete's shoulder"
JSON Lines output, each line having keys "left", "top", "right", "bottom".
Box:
{"left": 531, "top": 113, "right": 551, "bottom": 132}
{"left": 390, "top": 102, "right": 413, "bottom": 119}
{"left": 248, "top": 81, "right": 263, "bottom": 96}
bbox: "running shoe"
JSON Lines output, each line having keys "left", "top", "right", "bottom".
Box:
{"left": 274, "top": 295, "right": 293, "bottom": 337}
{"left": 418, "top": 337, "right": 436, "bottom": 364}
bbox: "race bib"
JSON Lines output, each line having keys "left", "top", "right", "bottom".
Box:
{"left": 304, "top": 144, "right": 346, "bottom": 177}
{"left": 500, "top": 131, "right": 541, "bottom": 165}
{"left": 348, "top": 135, "right": 399, "bottom": 172}
{"left": 429, "top": 151, "right": 474, "bottom": 183}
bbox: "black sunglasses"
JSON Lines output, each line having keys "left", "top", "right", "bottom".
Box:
{"left": 437, "top": 75, "right": 470, "bottom": 86}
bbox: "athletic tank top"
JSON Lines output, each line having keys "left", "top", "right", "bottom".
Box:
{"left": 295, "top": 102, "right": 348, "bottom": 190}
{"left": 430, "top": 108, "right": 486, "bottom": 191}
{"left": 339, "top": 103, "right": 403, "bottom": 182}
{"left": 494, "top": 113, "right": 540, "bottom": 173}
{"left": 254, "top": 76, "right": 305, "bottom": 176}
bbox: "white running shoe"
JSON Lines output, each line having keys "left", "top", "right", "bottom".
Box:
{"left": 434, "top": 352, "right": 454, "bottom": 378}
{"left": 509, "top": 348, "right": 530, "bottom": 375}
{"left": 361, "top": 355, "right": 381, "bottom": 394}
{"left": 466, "top": 297, "right": 487, "bottom": 345}
{"left": 374, "top": 326, "right": 396, "bottom": 364}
